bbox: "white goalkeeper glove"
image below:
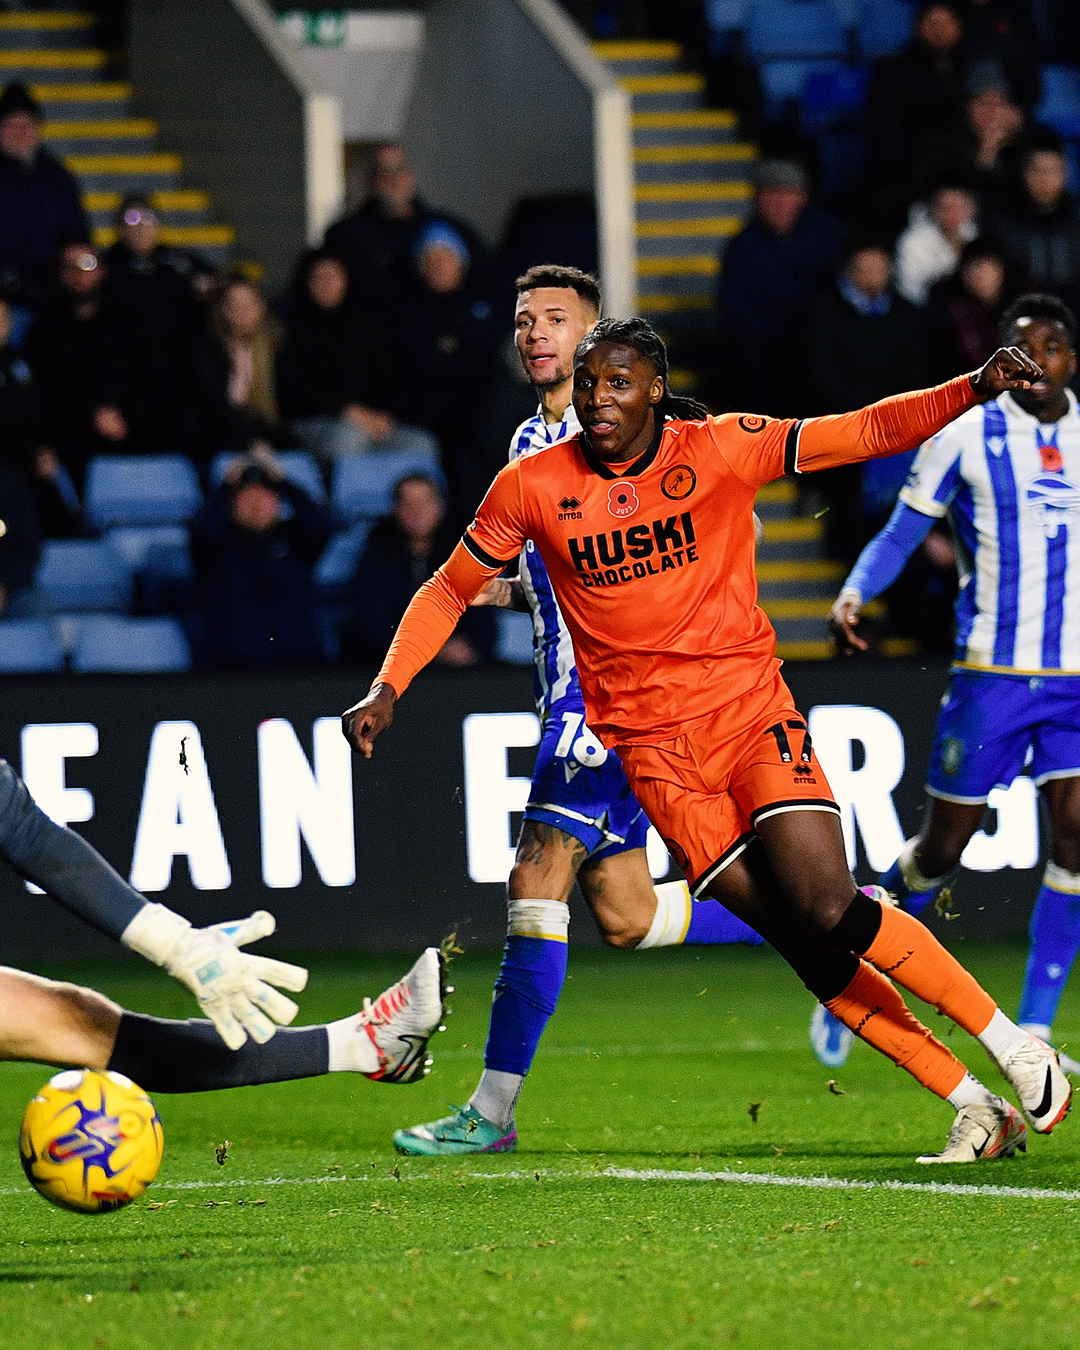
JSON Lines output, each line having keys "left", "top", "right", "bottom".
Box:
{"left": 121, "top": 903, "right": 309, "bottom": 1050}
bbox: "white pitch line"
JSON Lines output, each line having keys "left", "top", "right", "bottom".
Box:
{"left": 600, "top": 1167, "right": 1080, "bottom": 1202}
{"left": 437, "top": 1040, "right": 804, "bottom": 1061}
{"left": 4, "top": 1166, "right": 1080, "bottom": 1205}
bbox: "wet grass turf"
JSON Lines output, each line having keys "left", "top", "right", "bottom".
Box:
{"left": 1, "top": 941, "right": 1080, "bottom": 1349}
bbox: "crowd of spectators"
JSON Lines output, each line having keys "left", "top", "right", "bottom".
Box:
{"left": 4, "top": 2, "right": 1080, "bottom": 666}
{"left": 697, "top": 1, "right": 1080, "bottom": 650}
{"left": 0, "top": 89, "right": 531, "bottom": 670}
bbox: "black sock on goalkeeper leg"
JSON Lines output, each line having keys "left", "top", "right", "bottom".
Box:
{"left": 107, "top": 1013, "right": 331, "bottom": 1093}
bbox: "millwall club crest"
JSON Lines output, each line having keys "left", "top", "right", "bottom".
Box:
{"left": 1024, "top": 473, "right": 1080, "bottom": 538}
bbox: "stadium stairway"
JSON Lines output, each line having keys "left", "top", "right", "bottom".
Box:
{"left": 0, "top": 9, "right": 235, "bottom": 268}
{"left": 592, "top": 40, "right": 757, "bottom": 346}
{"left": 753, "top": 479, "right": 839, "bottom": 659}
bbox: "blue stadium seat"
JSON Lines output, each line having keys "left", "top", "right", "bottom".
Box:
{"left": 0, "top": 618, "right": 65, "bottom": 673}
{"left": 494, "top": 610, "right": 535, "bottom": 666}
{"left": 72, "top": 615, "right": 192, "bottom": 673}
{"left": 761, "top": 58, "right": 843, "bottom": 119}
{"left": 331, "top": 449, "right": 444, "bottom": 525}
{"left": 1036, "top": 66, "right": 1080, "bottom": 139}
{"left": 705, "top": 0, "right": 751, "bottom": 34}
{"left": 746, "top": 1, "right": 848, "bottom": 60}
{"left": 84, "top": 455, "right": 203, "bottom": 531}
{"left": 105, "top": 525, "right": 192, "bottom": 577}
{"left": 208, "top": 450, "right": 327, "bottom": 505}
{"left": 856, "top": 0, "right": 914, "bottom": 59}
{"left": 315, "top": 520, "right": 373, "bottom": 596}
{"left": 36, "top": 540, "right": 134, "bottom": 612}
{"left": 801, "top": 65, "right": 870, "bottom": 133}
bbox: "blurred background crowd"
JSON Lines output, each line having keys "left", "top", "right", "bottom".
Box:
{"left": 1, "top": 0, "right": 1079, "bottom": 670}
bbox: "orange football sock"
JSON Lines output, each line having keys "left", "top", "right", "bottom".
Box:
{"left": 862, "top": 903, "right": 997, "bottom": 1035}
{"left": 825, "top": 961, "right": 967, "bottom": 1100}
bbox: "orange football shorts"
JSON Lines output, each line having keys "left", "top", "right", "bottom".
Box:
{"left": 615, "top": 670, "right": 840, "bottom": 895}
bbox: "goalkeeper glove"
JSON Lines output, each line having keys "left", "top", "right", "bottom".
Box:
{"left": 121, "top": 903, "right": 308, "bottom": 1049}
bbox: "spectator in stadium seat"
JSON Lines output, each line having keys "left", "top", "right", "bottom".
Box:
{"left": 986, "top": 139, "right": 1080, "bottom": 312}
{"left": 392, "top": 222, "right": 502, "bottom": 502}
{"left": 24, "top": 243, "right": 112, "bottom": 488}
{"left": 956, "top": 0, "right": 1041, "bottom": 112}
{"left": 0, "top": 296, "right": 79, "bottom": 539}
{"left": 909, "top": 77, "right": 1026, "bottom": 214}
{"left": 715, "top": 159, "right": 844, "bottom": 417}
{"left": 277, "top": 249, "right": 438, "bottom": 468}
{"left": 865, "top": 4, "right": 968, "bottom": 229}
{"left": 895, "top": 183, "right": 979, "bottom": 306}
{"left": 802, "top": 244, "right": 930, "bottom": 560}
{"left": 196, "top": 277, "right": 286, "bottom": 456}
{"left": 323, "top": 143, "right": 488, "bottom": 305}
{"left": 0, "top": 83, "right": 88, "bottom": 304}
{"left": 190, "top": 451, "right": 331, "bottom": 669}
{"left": 348, "top": 472, "right": 494, "bottom": 666}
{"left": 100, "top": 196, "right": 206, "bottom": 455}
{"left": 926, "top": 238, "right": 1010, "bottom": 378}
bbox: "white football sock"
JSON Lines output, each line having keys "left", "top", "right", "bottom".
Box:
{"left": 325, "top": 1013, "right": 382, "bottom": 1074}
{"left": 469, "top": 1069, "right": 523, "bottom": 1130}
{"left": 947, "top": 1071, "right": 1000, "bottom": 1111}
{"left": 636, "top": 880, "right": 692, "bottom": 949}
{"left": 1019, "top": 1022, "right": 1053, "bottom": 1041}
{"left": 977, "top": 1007, "right": 1032, "bottom": 1060}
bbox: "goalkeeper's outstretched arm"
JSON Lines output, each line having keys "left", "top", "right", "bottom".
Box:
{"left": 0, "top": 758, "right": 306, "bottom": 1049}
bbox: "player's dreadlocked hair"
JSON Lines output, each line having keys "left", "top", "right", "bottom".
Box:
{"left": 574, "top": 316, "right": 709, "bottom": 421}
{"left": 1000, "top": 292, "right": 1078, "bottom": 348}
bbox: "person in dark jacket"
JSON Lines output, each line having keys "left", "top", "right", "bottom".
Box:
{"left": 277, "top": 249, "right": 438, "bottom": 467}
{"left": 324, "top": 143, "right": 489, "bottom": 306}
{"left": 926, "top": 238, "right": 1010, "bottom": 379}
{"left": 24, "top": 242, "right": 113, "bottom": 487}
{"left": 864, "top": 4, "right": 968, "bottom": 230}
{"left": 802, "top": 244, "right": 930, "bottom": 560}
{"left": 0, "top": 83, "right": 88, "bottom": 304}
{"left": 99, "top": 196, "right": 207, "bottom": 455}
{"left": 392, "top": 222, "right": 502, "bottom": 510}
{"left": 349, "top": 472, "right": 493, "bottom": 665}
{"left": 715, "top": 160, "right": 845, "bottom": 416}
{"left": 0, "top": 295, "right": 80, "bottom": 538}
{"left": 987, "top": 139, "right": 1080, "bottom": 312}
{"left": 190, "top": 452, "right": 332, "bottom": 669}
{"left": 195, "top": 277, "right": 286, "bottom": 457}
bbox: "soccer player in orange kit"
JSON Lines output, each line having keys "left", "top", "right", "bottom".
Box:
{"left": 343, "top": 316, "right": 1071, "bottom": 1163}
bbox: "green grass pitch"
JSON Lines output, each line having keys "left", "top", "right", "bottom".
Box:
{"left": 2, "top": 941, "right": 1080, "bottom": 1349}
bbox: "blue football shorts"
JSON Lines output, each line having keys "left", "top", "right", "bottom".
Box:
{"left": 524, "top": 699, "right": 650, "bottom": 860}
{"left": 926, "top": 669, "right": 1080, "bottom": 804}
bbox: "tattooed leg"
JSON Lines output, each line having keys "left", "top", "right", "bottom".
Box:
{"left": 466, "top": 821, "right": 583, "bottom": 1131}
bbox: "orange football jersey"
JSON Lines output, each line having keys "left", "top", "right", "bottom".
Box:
{"left": 378, "top": 375, "right": 978, "bottom": 744}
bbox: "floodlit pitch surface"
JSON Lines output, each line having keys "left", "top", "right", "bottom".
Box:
{"left": 1, "top": 943, "right": 1079, "bottom": 1349}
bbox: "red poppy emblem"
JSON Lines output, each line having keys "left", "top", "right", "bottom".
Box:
{"left": 607, "top": 482, "right": 639, "bottom": 518}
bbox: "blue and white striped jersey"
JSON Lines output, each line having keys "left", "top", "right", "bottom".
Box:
{"left": 509, "top": 404, "right": 583, "bottom": 714}
{"left": 900, "top": 389, "right": 1080, "bottom": 673}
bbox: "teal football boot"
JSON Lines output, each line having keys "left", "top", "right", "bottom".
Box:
{"left": 393, "top": 1103, "right": 517, "bottom": 1155}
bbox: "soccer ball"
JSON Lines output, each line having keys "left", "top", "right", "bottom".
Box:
{"left": 19, "top": 1069, "right": 164, "bottom": 1213}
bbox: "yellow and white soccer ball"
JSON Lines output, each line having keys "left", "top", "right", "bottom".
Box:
{"left": 19, "top": 1069, "right": 164, "bottom": 1213}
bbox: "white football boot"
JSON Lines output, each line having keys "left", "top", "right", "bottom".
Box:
{"left": 917, "top": 1099, "right": 1027, "bottom": 1164}
{"left": 358, "top": 948, "right": 448, "bottom": 1084}
{"left": 988, "top": 1033, "right": 1072, "bottom": 1133}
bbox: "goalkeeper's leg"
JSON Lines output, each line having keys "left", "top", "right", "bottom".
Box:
{"left": 0, "top": 964, "right": 437, "bottom": 1090}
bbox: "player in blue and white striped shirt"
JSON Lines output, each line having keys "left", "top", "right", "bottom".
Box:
{"left": 393, "top": 266, "right": 761, "bottom": 1156}
{"left": 814, "top": 293, "right": 1080, "bottom": 1071}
